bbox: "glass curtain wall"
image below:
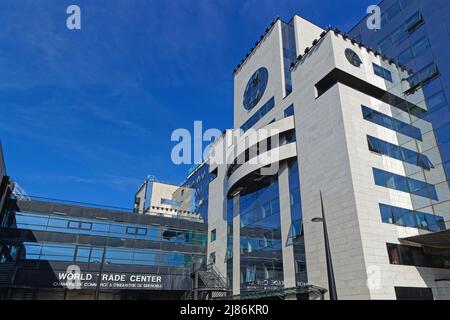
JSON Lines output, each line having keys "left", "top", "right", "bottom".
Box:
{"left": 238, "top": 176, "right": 284, "bottom": 294}
{"left": 288, "top": 160, "right": 308, "bottom": 284}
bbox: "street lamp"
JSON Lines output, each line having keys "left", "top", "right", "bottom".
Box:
{"left": 311, "top": 191, "right": 338, "bottom": 300}
{"left": 94, "top": 245, "right": 107, "bottom": 300}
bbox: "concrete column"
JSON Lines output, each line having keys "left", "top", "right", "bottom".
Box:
{"left": 232, "top": 195, "right": 241, "bottom": 296}
{"left": 278, "top": 162, "right": 297, "bottom": 289}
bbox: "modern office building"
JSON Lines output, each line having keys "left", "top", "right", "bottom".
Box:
{"left": 205, "top": 13, "right": 450, "bottom": 300}
{"left": 133, "top": 177, "right": 203, "bottom": 222}
{"left": 348, "top": 0, "right": 450, "bottom": 299}
{"left": 178, "top": 162, "right": 216, "bottom": 223}
{"left": 1, "top": 3, "right": 450, "bottom": 301}
{"left": 0, "top": 145, "right": 208, "bottom": 300}
{"left": 350, "top": 0, "right": 450, "bottom": 215}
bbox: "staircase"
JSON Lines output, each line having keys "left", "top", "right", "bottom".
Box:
{"left": 0, "top": 262, "right": 16, "bottom": 286}
{"left": 182, "top": 264, "right": 231, "bottom": 300}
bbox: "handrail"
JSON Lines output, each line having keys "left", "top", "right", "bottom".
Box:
{"left": 15, "top": 195, "right": 204, "bottom": 223}
{"left": 208, "top": 264, "right": 227, "bottom": 284}
{"left": 24, "top": 195, "right": 133, "bottom": 212}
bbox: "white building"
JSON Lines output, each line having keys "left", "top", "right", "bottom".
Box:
{"left": 134, "top": 177, "right": 202, "bottom": 222}
{"left": 205, "top": 15, "right": 450, "bottom": 300}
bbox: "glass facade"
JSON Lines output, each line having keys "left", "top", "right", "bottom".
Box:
{"left": 350, "top": 0, "right": 450, "bottom": 222}
{"left": 238, "top": 176, "right": 283, "bottom": 294}
{"left": 387, "top": 243, "right": 450, "bottom": 269}
{"left": 362, "top": 105, "right": 423, "bottom": 141}
{"left": 373, "top": 168, "right": 438, "bottom": 200}
{"left": 379, "top": 203, "right": 446, "bottom": 232}
{"left": 225, "top": 199, "right": 233, "bottom": 291}
{"left": 0, "top": 199, "right": 208, "bottom": 299}
{"left": 367, "top": 135, "right": 434, "bottom": 170}
{"left": 7, "top": 242, "right": 201, "bottom": 268}
{"left": 281, "top": 19, "right": 297, "bottom": 96}
{"left": 240, "top": 97, "right": 275, "bottom": 133}
{"left": 8, "top": 211, "right": 206, "bottom": 246}
{"left": 182, "top": 162, "right": 214, "bottom": 222}
{"left": 373, "top": 63, "right": 393, "bottom": 82}
{"left": 287, "top": 160, "right": 307, "bottom": 284}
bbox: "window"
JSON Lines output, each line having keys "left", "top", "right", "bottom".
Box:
{"left": 405, "top": 63, "right": 440, "bottom": 94}
{"left": 412, "top": 36, "right": 431, "bottom": 57}
{"left": 126, "top": 226, "right": 147, "bottom": 236}
{"left": 373, "top": 168, "right": 438, "bottom": 200}
{"left": 397, "top": 36, "right": 430, "bottom": 65}
{"left": 160, "top": 198, "right": 182, "bottom": 207}
{"left": 387, "top": 243, "right": 450, "bottom": 269}
{"left": 80, "top": 222, "right": 92, "bottom": 230}
{"left": 399, "top": 0, "right": 412, "bottom": 9}
{"left": 296, "top": 260, "right": 307, "bottom": 273}
{"left": 211, "top": 229, "right": 217, "bottom": 242}
{"left": 287, "top": 219, "right": 303, "bottom": 245}
{"left": 136, "top": 228, "right": 147, "bottom": 236}
{"left": 126, "top": 227, "right": 137, "bottom": 234}
{"left": 241, "top": 97, "right": 275, "bottom": 132}
{"left": 378, "top": 11, "right": 425, "bottom": 53}
{"left": 373, "top": 63, "right": 393, "bottom": 82}
{"left": 362, "top": 106, "right": 422, "bottom": 141}
{"left": 367, "top": 136, "right": 434, "bottom": 170}
{"left": 245, "top": 265, "right": 256, "bottom": 283}
{"left": 20, "top": 243, "right": 75, "bottom": 262}
{"left": 208, "top": 252, "right": 216, "bottom": 265}
{"left": 284, "top": 104, "right": 294, "bottom": 117}
{"left": 15, "top": 213, "right": 49, "bottom": 230}
{"left": 390, "top": 25, "right": 408, "bottom": 44}
{"left": 68, "top": 221, "right": 80, "bottom": 229}
{"left": 209, "top": 167, "right": 218, "bottom": 182}
{"left": 262, "top": 233, "right": 274, "bottom": 248}
{"left": 404, "top": 12, "right": 425, "bottom": 33}
{"left": 436, "top": 123, "right": 450, "bottom": 144}
{"left": 382, "top": 1, "right": 402, "bottom": 27}
{"left": 395, "top": 287, "right": 434, "bottom": 300}
{"left": 75, "top": 246, "right": 91, "bottom": 262}
{"left": 378, "top": 36, "right": 392, "bottom": 53}
{"left": 397, "top": 47, "right": 414, "bottom": 65}
{"left": 379, "top": 204, "right": 445, "bottom": 231}
{"left": 426, "top": 91, "right": 447, "bottom": 112}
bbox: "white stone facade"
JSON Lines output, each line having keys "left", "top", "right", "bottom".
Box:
{"left": 206, "top": 15, "right": 450, "bottom": 300}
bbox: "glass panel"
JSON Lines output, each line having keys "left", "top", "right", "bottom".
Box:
{"left": 373, "top": 168, "right": 438, "bottom": 200}
{"left": 68, "top": 221, "right": 80, "bottom": 229}
{"left": 405, "top": 12, "right": 424, "bottom": 33}
{"left": 47, "top": 218, "right": 68, "bottom": 228}
{"left": 362, "top": 106, "right": 422, "bottom": 140}
{"left": 379, "top": 204, "right": 446, "bottom": 231}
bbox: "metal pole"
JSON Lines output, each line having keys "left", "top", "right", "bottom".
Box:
{"left": 320, "top": 191, "right": 338, "bottom": 300}
{"left": 193, "top": 271, "right": 199, "bottom": 300}
{"left": 94, "top": 246, "right": 106, "bottom": 300}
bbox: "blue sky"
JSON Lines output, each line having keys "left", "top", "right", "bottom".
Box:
{"left": 0, "top": 0, "right": 374, "bottom": 209}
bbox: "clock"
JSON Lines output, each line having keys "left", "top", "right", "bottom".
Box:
{"left": 243, "top": 67, "right": 268, "bottom": 110}
{"left": 345, "top": 48, "right": 362, "bottom": 67}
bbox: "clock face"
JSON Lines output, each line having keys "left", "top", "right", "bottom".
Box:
{"left": 345, "top": 48, "right": 362, "bottom": 67}
{"left": 243, "top": 67, "right": 268, "bottom": 110}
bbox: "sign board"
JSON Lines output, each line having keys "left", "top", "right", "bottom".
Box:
{"left": 55, "top": 269, "right": 164, "bottom": 290}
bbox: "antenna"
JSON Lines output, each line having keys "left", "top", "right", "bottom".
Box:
{"left": 0, "top": 140, "right": 6, "bottom": 177}
{"left": 146, "top": 175, "right": 158, "bottom": 182}
{"left": 12, "top": 182, "right": 31, "bottom": 201}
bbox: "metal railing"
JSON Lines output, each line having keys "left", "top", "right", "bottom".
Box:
{"left": 182, "top": 264, "right": 230, "bottom": 300}
{"left": 14, "top": 195, "right": 204, "bottom": 223}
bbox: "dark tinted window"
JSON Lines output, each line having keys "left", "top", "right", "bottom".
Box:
{"left": 395, "top": 287, "right": 433, "bottom": 300}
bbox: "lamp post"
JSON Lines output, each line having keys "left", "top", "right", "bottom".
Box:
{"left": 94, "top": 246, "right": 107, "bottom": 300}
{"left": 311, "top": 191, "right": 338, "bottom": 300}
